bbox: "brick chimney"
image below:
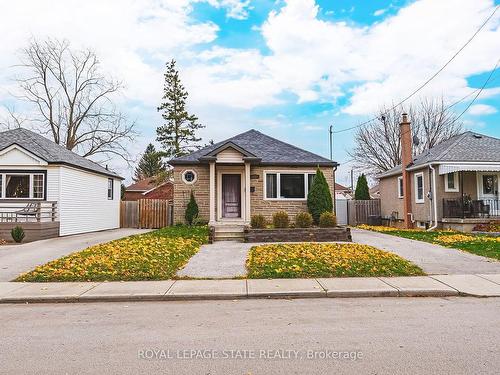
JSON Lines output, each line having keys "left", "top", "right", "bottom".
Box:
{"left": 400, "top": 113, "right": 413, "bottom": 228}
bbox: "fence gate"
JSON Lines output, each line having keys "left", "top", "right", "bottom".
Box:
{"left": 347, "top": 199, "right": 381, "bottom": 226}
{"left": 120, "top": 199, "right": 173, "bottom": 229}
{"left": 335, "top": 199, "right": 348, "bottom": 225}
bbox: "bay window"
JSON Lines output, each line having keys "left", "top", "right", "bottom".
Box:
{"left": 0, "top": 172, "right": 45, "bottom": 199}
{"left": 265, "top": 172, "right": 317, "bottom": 200}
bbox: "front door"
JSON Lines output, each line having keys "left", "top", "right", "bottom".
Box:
{"left": 222, "top": 174, "right": 241, "bottom": 218}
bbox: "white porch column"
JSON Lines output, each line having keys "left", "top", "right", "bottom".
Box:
{"left": 209, "top": 162, "right": 216, "bottom": 224}
{"left": 245, "top": 162, "right": 251, "bottom": 223}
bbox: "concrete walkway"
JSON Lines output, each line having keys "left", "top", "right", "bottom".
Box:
{"left": 352, "top": 228, "right": 500, "bottom": 275}
{"left": 1, "top": 274, "right": 499, "bottom": 303}
{"left": 177, "top": 241, "right": 252, "bottom": 278}
{"left": 0, "top": 229, "right": 151, "bottom": 281}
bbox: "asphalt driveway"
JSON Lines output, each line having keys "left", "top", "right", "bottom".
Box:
{"left": 352, "top": 228, "right": 500, "bottom": 275}
{"left": 0, "top": 229, "right": 151, "bottom": 281}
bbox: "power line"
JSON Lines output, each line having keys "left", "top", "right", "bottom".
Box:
{"left": 334, "top": 4, "right": 499, "bottom": 135}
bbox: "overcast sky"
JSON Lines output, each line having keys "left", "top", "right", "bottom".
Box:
{"left": 1, "top": 0, "right": 499, "bottom": 185}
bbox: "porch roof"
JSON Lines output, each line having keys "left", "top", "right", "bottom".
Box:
{"left": 438, "top": 163, "right": 500, "bottom": 175}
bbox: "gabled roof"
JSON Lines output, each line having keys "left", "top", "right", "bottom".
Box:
{"left": 170, "top": 129, "right": 337, "bottom": 167}
{"left": 335, "top": 183, "right": 350, "bottom": 191}
{"left": 126, "top": 177, "right": 172, "bottom": 192}
{"left": 0, "top": 128, "right": 122, "bottom": 179}
{"left": 378, "top": 131, "right": 500, "bottom": 178}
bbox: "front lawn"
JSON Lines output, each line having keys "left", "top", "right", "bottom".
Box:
{"left": 16, "top": 226, "right": 208, "bottom": 282}
{"left": 246, "top": 243, "right": 425, "bottom": 278}
{"left": 358, "top": 225, "right": 500, "bottom": 260}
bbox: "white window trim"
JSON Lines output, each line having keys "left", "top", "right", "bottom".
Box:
{"left": 263, "top": 171, "right": 316, "bottom": 201}
{"left": 476, "top": 171, "right": 500, "bottom": 199}
{"left": 0, "top": 172, "right": 45, "bottom": 200}
{"left": 397, "top": 176, "right": 404, "bottom": 198}
{"left": 414, "top": 172, "right": 425, "bottom": 204}
{"left": 107, "top": 178, "right": 114, "bottom": 200}
{"left": 444, "top": 172, "right": 459, "bottom": 192}
{"left": 181, "top": 169, "right": 198, "bottom": 185}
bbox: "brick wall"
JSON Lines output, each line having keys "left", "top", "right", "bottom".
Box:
{"left": 249, "top": 165, "right": 335, "bottom": 222}
{"left": 173, "top": 165, "right": 210, "bottom": 224}
{"left": 173, "top": 164, "right": 336, "bottom": 224}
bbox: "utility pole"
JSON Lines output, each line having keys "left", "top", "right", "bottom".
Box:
{"left": 350, "top": 168, "right": 354, "bottom": 193}
{"left": 329, "top": 124, "right": 333, "bottom": 160}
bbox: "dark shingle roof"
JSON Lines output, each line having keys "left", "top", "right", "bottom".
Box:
{"left": 170, "top": 129, "right": 337, "bottom": 167}
{"left": 378, "top": 131, "right": 500, "bottom": 178}
{"left": 0, "top": 128, "right": 122, "bottom": 179}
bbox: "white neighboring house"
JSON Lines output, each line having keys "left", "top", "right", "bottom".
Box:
{"left": 0, "top": 128, "right": 122, "bottom": 241}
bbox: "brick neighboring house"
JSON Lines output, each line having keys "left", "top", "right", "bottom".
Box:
{"left": 377, "top": 114, "right": 500, "bottom": 232}
{"left": 123, "top": 177, "right": 173, "bottom": 201}
{"left": 169, "top": 129, "right": 338, "bottom": 228}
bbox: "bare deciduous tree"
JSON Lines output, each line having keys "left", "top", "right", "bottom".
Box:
{"left": 0, "top": 106, "right": 27, "bottom": 130}
{"left": 348, "top": 98, "right": 463, "bottom": 174}
{"left": 15, "top": 38, "right": 135, "bottom": 162}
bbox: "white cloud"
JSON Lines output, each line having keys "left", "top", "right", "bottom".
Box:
{"left": 373, "top": 8, "right": 387, "bottom": 17}
{"left": 205, "top": 0, "right": 253, "bottom": 20}
{"left": 257, "top": 0, "right": 500, "bottom": 115}
{"left": 468, "top": 104, "right": 498, "bottom": 115}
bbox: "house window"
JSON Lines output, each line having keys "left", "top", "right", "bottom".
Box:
{"left": 397, "top": 176, "right": 404, "bottom": 198}
{"left": 482, "top": 175, "right": 497, "bottom": 195}
{"left": 280, "top": 174, "right": 305, "bottom": 199}
{"left": 445, "top": 172, "right": 459, "bottom": 192}
{"left": 33, "top": 174, "right": 44, "bottom": 199}
{"left": 0, "top": 172, "right": 46, "bottom": 200}
{"left": 265, "top": 172, "right": 319, "bottom": 200}
{"left": 182, "top": 170, "right": 197, "bottom": 184}
{"left": 107, "top": 178, "right": 114, "bottom": 200}
{"left": 414, "top": 172, "right": 424, "bottom": 203}
{"left": 266, "top": 173, "right": 277, "bottom": 198}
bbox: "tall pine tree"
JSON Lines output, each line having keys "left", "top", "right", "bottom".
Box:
{"left": 157, "top": 59, "right": 204, "bottom": 158}
{"left": 133, "top": 143, "right": 166, "bottom": 181}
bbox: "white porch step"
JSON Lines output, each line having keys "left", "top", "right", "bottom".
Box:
{"left": 214, "top": 225, "right": 245, "bottom": 233}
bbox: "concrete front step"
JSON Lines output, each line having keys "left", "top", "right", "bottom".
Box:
{"left": 214, "top": 225, "right": 245, "bottom": 233}
{"left": 214, "top": 234, "right": 245, "bottom": 242}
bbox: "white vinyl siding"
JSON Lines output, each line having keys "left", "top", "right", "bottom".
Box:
{"left": 58, "top": 166, "right": 120, "bottom": 236}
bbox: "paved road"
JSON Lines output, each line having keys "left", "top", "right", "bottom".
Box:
{"left": 1, "top": 298, "right": 499, "bottom": 374}
{"left": 177, "top": 241, "right": 252, "bottom": 278}
{"left": 0, "top": 229, "right": 151, "bottom": 281}
{"left": 352, "top": 228, "right": 500, "bottom": 274}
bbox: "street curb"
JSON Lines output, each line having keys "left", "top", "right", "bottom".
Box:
{"left": 1, "top": 275, "right": 499, "bottom": 303}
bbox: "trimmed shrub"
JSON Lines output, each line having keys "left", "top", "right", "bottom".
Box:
{"left": 251, "top": 214, "right": 267, "bottom": 229}
{"left": 192, "top": 217, "right": 208, "bottom": 226}
{"left": 184, "top": 191, "right": 199, "bottom": 225}
{"left": 319, "top": 212, "right": 337, "bottom": 228}
{"left": 307, "top": 167, "right": 333, "bottom": 224}
{"left": 354, "top": 174, "right": 370, "bottom": 200}
{"left": 272, "top": 211, "right": 289, "bottom": 229}
{"left": 11, "top": 226, "right": 25, "bottom": 243}
{"left": 295, "top": 212, "right": 313, "bottom": 228}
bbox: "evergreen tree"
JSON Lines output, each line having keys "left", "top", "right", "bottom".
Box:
{"left": 307, "top": 168, "right": 333, "bottom": 224}
{"left": 185, "top": 191, "right": 199, "bottom": 225}
{"left": 354, "top": 174, "right": 371, "bottom": 200}
{"left": 133, "top": 143, "right": 166, "bottom": 181}
{"left": 157, "top": 59, "right": 204, "bottom": 158}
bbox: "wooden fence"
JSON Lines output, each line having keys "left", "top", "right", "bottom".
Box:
{"left": 348, "top": 199, "right": 381, "bottom": 226}
{"left": 120, "top": 199, "right": 173, "bottom": 229}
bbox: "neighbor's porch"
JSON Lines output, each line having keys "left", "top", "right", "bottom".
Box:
{"left": 0, "top": 201, "right": 59, "bottom": 242}
{"left": 440, "top": 166, "right": 499, "bottom": 231}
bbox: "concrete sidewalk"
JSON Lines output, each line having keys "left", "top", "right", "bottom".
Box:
{"left": 1, "top": 274, "right": 499, "bottom": 303}
{"left": 0, "top": 229, "right": 151, "bottom": 282}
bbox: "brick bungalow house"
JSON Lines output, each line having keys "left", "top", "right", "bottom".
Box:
{"left": 123, "top": 177, "right": 173, "bottom": 201}
{"left": 169, "top": 129, "right": 338, "bottom": 238}
{"left": 378, "top": 114, "right": 500, "bottom": 231}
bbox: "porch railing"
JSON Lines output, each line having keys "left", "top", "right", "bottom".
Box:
{"left": 443, "top": 198, "right": 500, "bottom": 219}
{"left": 0, "top": 201, "right": 58, "bottom": 223}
